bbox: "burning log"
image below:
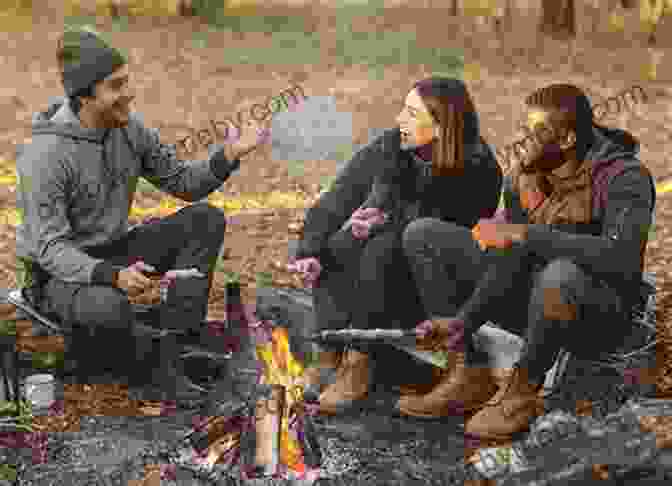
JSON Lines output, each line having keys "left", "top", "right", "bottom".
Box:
{"left": 292, "top": 401, "right": 323, "bottom": 469}
{"left": 252, "top": 325, "right": 316, "bottom": 476}
{"left": 253, "top": 384, "right": 285, "bottom": 477}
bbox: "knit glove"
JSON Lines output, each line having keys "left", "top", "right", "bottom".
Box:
{"left": 287, "top": 257, "right": 323, "bottom": 289}
{"left": 349, "top": 207, "right": 388, "bottom": 240}
{"left": 414, "top": 318, "right": 466, "bottom": 352}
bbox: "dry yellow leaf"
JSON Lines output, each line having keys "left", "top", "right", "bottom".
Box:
{"left": 608, "top": 12, "right": 626, "bottom": 32}
{"left": 463, "top": 0, "right": 497, "bottom": 17}
{"left": 0, "top": 208, "right": 22, "bottom": 227}
{"left": 642, "top": 59, "right": 658, "bottom": 81}
{"left": 464, "top": 63, "right": 482, "bottom": 83}
{"left": 657, "top": 178, "right": 672, "bottom": 195}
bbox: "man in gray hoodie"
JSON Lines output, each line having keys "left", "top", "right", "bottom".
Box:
{"left": 15, "top": 26, "right": 268, "bottom": 402}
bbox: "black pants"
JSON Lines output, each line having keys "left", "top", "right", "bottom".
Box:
{"left": 402, "top": 218, "right": 633, "bottom": 383}
{"left": 37, "top": 203, "right": 227, "bottom": 377}
{"left": 312, "top": 226, "right": 427, "bottom": 367}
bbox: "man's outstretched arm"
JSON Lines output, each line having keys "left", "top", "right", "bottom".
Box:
{"left": 130, "top": 114, "right": 241, "bottom": 202}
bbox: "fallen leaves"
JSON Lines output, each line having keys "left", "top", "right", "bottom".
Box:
{"left": 288, "top": 221, "right": 303, "bottom": 233}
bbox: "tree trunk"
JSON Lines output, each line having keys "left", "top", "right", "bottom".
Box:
{"left": 450, "top": 0, "right": 458, "bottom": 16}
{"left": 539, "top": 0, "right": 576, "bottom": 38}
{"left": 620, "top": 0, "right": 637, "bottom": 9}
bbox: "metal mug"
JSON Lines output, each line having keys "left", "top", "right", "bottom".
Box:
{"left": 22, "top": 374, "right": 56, "bottom": 415}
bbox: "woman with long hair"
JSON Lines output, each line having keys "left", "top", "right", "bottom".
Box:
{"left": 290, "top": 77, "right": 503, "bottom": 414}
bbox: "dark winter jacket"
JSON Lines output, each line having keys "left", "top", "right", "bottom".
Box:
{"left": 500, "top": 124, "right": 656, "bottom": 306}
{"left": 16, "top": 96, "right": 239, "bottom": 285}
{"left": 295, "top": 127, "right": 503, "bottom": 261}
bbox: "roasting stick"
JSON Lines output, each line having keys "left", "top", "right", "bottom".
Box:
{"left": 307, "top": 328, "right": 419, "bottom": 344}
{"left": 305, "top": 328, "right": 451, "bottom": 369}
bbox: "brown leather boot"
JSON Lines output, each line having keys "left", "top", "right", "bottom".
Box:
{"left": 395, "top": 372, "right": 442, "bottom": 396}
{"left": 396, "top": 352, "right": 499, "bottom": 418}
{"left": 318, "top": 349, "right": 370, "bottom": 415}
{"left": 465, "top": 364, "right": 545, "bottom": 441}
{"left": 300, "top": 350, "right": 342, "bottom": 391}
{"left": 395, "top": 351, "right": 461, "bottom": 396}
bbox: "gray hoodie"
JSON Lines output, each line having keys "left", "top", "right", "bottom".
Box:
{"left": 15, "top": 97, "right": 239, "bottom": 285}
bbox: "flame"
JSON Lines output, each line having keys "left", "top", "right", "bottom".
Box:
{"left": 255, "top": 326, "right": 307, "bottom": 472}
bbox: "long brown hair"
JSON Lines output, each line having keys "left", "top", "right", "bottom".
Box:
{"left": 413, "top": 77, "right": 480, "bottom": 176}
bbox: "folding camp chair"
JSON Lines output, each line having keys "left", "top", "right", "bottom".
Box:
{"left": 0, "top": 325, "right": 21, "bottom": 412}
{"left": 1, "top": 272, "right": 232, "bottom": 391}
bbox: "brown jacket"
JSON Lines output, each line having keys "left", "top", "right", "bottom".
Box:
{"left": 501, "top": 125, "right": 656, "bottom": 305}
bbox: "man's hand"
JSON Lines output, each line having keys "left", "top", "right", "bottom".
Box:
{"left": 472, "top": 219, "right": 528, "bottom": 251}
{"left": 116, "top": 261, "right": 155, "bottom": 298}
{"left": 222, "top": 117, "right": 271, "bottom": 161}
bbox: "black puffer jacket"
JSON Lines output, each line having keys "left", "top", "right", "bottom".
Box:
{"left": 295, "top": 127, "right": 503, "bottom": 261}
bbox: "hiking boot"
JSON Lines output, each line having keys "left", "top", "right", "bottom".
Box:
{"left": 395, "top": 366, "right": 449, "bottom": 396}
{"left": 396, "top": 352, "right": 498, "bottom": 418}
{"left": 300, "top": 350, "right": 342, "bottom": 392}
{"left": 465, "top": 363, "right": 545, "bottom": 441}
{"left": 318, "top": 349, "right": 370, "bottom": 415}
{"left": 394, "top": 351, "right": 462, "bottom": 396}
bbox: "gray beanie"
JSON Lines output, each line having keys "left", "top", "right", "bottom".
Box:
{"left": 59, "top": 26, "right": 128, "bottom": 97}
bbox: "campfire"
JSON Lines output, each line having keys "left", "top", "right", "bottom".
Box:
{"left": 178, "top": 313, "right": 322, "bottom": 483}
{"left": 254, "top": 325, "right": 310, "bottom": 475}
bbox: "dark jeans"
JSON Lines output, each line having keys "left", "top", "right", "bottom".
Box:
{"left": 402, "top": 218, "right": 633, "bottom": 383}
{"left": 37, "top": 203, "right": 227, "bottom": 376}
{"left": 312, "top": 226, "right": 427, "bottom": 361}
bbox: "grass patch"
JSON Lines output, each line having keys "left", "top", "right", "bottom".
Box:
{"left": 0, "top": 464, "right": 17, "bottom": 482}
{"left": 209, "top": 23, "right": 463, "bottom": 71}
{"left": 193, "top": 0, "right": 314, "bottom": 34}
{"left": 31, "top": 351, "right": 65, "bottom": 370}
{"left": 218, "top": 31, "right": 322, "bottom": 66}
{"left": 255, "top": 271, "right": 273, "bottom": 289}
{"left": 213, "top": 13, "right": 313, "bottom": 35}
{"left": 136, "top": 177, "right": 160, "bottom": 194}
{"left": 63, "top": 15, "right": 100, "bottom": 30}
{"left": 61, "top": 2, "right": 462, "bottom": 72}
{"left": 0, "top": 319, "right": 17, "bottom": 337}
{"left": 319, "top": 175, "right": 336, "bottom": 194}
{"left": 187, "top": 0, "right": 462, "bottom": 72}
{"left": 336, "top": 23, "right": 464, "bottom": 73}
{"left": 287, "top": 159, "right": 305, "bottom": 178}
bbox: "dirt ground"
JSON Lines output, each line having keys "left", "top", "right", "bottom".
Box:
{"left": 0, "top": 0, "right": 671, "bottom": 448}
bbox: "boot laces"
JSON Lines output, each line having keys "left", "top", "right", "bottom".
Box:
{"left": 484, "top": 365, "right": 519, "bottom": 407}
{"left": 485, "top": 365, "right": 544, "bottom": 413}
